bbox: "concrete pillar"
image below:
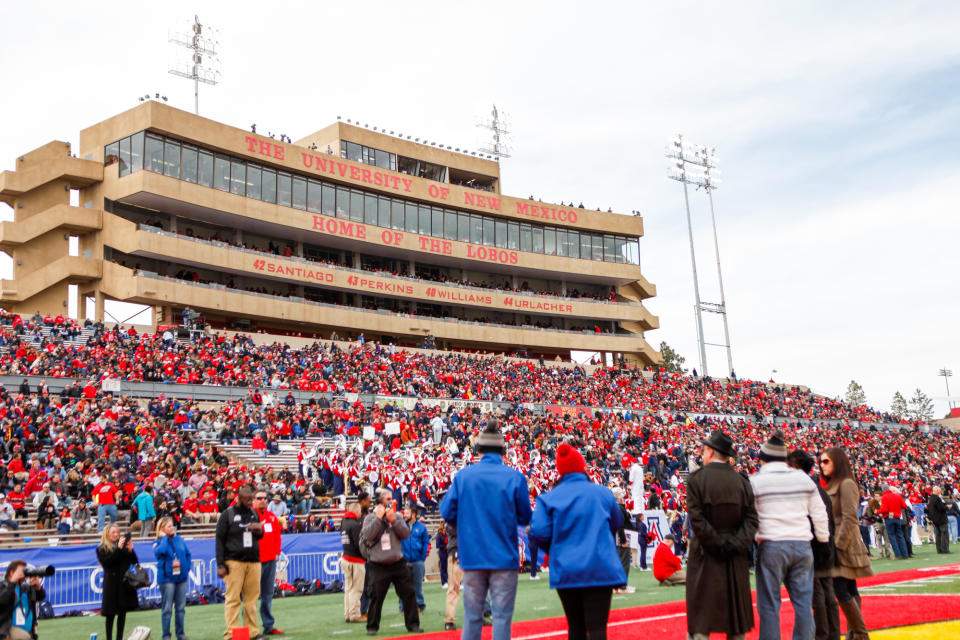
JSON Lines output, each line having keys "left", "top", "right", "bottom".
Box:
{"left": 353, "top": 253, "right": 361, "bottom": 269}
{"left": 295, "top": 240, "right": 304, "bottom": 258}
{"left": 168, "top": 215, "right": 178, "bottom": 234}
{"left": 409, "top": 260, "right": 416, "bottom": 277}
{"left": 234, "top": 228, "right": 242, "bottom": 245}
{"left": 512, "top": 274, "right": 519, "bottom": 288}
{"left": 560, "top": 280, "right": 567, "bottom": 296}
{"left": 94, "top": 291, "right": 105, "bottom": 322}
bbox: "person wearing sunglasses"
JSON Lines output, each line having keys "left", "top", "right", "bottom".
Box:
{"left": 820, "top": 448, "right": 874, "bottom": 640}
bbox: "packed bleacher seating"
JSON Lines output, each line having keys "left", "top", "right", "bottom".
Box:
{"left": 0, "top": 309, "right": 956, "bottom": 551}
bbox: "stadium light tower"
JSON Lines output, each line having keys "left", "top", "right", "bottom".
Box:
{"left": 667, "top": 135, "right": 734, "bottom": 377}
{"left": 939, "top": 367, "right": 954, "bottom": 408}
{"left": 168, "top": 15, "right": 221, "bottom": 115}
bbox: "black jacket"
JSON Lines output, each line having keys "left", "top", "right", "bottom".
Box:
{"left": 927, "top": 495, "right": 948, "bottom": 526}
{"left": 339, "top": 512, "right": 364, "bottom": 561}
{"left": 0, "top": 579, "right": 45, "bottom": 639}
{"left": 96, "top": 545, "right": 139, "bottom": 616}
{"left": 216, "top": 504, "right": 263, "bottom": 566}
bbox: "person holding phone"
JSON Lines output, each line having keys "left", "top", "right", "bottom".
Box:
{"left": 97, "top": 524, "right": 139, "bottom": 640}
{"left": 215, "top": 486, "right": 263, "bottom": 640}
{"left": 0, "top": 560, "right": 46, "bottom": 640}
{"left": 154, "top": 517, "right": 192, "bottom": 640}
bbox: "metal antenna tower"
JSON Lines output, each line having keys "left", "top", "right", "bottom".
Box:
{"left": 168, "top": 15, "right": 221, "bottom": 115}
{"left": 666, "top": 135, "right": 734, "bottom": 377}
{"left": 477, "top": 104, "right": 512, "bottom": 160}
{"left": 939, "top": 367, "right": 954, "bottom": 409}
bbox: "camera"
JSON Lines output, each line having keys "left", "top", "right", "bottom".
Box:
{"left": 24, "top": 565, "right": 55, "bottom": 578}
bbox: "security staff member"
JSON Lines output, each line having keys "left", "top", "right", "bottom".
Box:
{"left": 216, "top": 486, "right": 263, "bottom": 640}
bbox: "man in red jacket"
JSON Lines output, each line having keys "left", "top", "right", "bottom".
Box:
{"left": 878, "top": 485, "right": 910, "bottom": 559}
{"left": 255, "top": 490, "right": 284, "bottom": 635}
{"left": 653, "top": 534, "right": 686, "bottom": 586}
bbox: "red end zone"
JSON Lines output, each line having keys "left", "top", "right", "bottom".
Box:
{"left": 387, "top": 565, "right": 960, "bottom": 640}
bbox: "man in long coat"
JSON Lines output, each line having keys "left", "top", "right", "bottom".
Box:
{"left": 685, "top": 431, "right": 758, "bottom": 640}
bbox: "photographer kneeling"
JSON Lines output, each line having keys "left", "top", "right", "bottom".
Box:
{"left": 0, "top": 560, "right": 46, "bottom": 640}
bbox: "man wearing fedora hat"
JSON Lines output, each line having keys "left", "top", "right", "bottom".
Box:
{"left": 685, "top": 430, "right": 758, "bottom": 640}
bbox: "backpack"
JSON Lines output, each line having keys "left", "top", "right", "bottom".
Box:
{"left": 37, "top": 601, "right": 55, "bottom": 619}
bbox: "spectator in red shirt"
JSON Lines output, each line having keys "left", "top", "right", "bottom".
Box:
{"left": 653, "top": 534, "right": 685, "bottom": 586}
{"left": 94, "top": 475, "right": 121, "bottom": 532}
{"left": 255, "top": 490, "right": 284, "bottom": 636}
{"left": 7, "top": 484, "right": 28, "bottom": 519}
{"left": 878, "top": 485, "right": 910, "bottom": 559}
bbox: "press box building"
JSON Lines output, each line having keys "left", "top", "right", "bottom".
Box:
{"left": 0, "top": 102, "right": 660, "bottom": 365}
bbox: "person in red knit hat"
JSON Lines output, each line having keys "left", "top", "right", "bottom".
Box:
{"left": 530, "top": 442, "right": 626, "bottom": 640}
{"left": 653, "top": 534, "right": 686, "bottom": 586}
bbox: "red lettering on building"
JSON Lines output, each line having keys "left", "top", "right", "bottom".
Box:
{"left": 311, "top": 215, "right": 366, "bottom": 240}
{"left": 464, "top": 245, "right": 518, "bottom": 265}
{"left": 246, "top": 136, "right": 285, "bottom": 161}
{"left": 515, "top": 202, "right": 579, "bottom": 226}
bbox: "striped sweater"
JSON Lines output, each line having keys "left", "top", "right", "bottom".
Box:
{"left": 750, "top": 462, "right": 829, "bottom": 542}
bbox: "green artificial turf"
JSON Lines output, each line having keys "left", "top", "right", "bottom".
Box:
{"left": 37, "top": 543, "right": 957, "bottom": 640}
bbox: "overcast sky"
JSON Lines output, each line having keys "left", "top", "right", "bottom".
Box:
{"left": 1, "top": 1, "right": 957, "bottom": 417}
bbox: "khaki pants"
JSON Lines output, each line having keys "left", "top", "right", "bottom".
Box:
{"left": 223, "top": 560, "right": 261, "bottom": 640}
{"left": 445, "top": 555, "right": 463, "bottom": 624}
{"left": 660, "top": 570, "right": 686, "bottom": 586}
{"left": 7, "top": 627, "right": 32, "bottom": 640}
{"left": 341, "top": 558, "right": 366, "bottom": 621}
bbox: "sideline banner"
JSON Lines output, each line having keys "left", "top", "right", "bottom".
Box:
{"left": 0, "top": 532, "right": 343, "bottom": 613}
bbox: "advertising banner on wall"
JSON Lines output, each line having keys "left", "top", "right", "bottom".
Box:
{"left": 0, "top": 533, "right": 343, "bottom": 613}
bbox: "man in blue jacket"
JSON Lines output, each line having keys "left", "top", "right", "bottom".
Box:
{"left": 439, "top": 418, "right": 532, "bottom": 640}
{"left": 401, "top": 505, "right": 430, "bottom": 613}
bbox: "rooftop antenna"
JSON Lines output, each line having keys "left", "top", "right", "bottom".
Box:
{"left": 168, "top": 15, "right": 221, "bottom": 115}
{"left": 477, "top": 104, "right": 512, "bottom": 160}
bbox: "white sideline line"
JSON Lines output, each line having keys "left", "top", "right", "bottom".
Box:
{"left": 512, "top": 612, "right": 686, "bottom": 640}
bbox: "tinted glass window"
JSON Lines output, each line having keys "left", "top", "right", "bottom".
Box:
{"left": 214, "top": 155, "right": 230, "bottom": 191}
{"left": 470, "top": 215, "right": 482, "bottom": 244}
{"left": 567, "top": 231, "right": 579, "bottom": 259}
{"left": 532, "top": 227, "right": 544, "bottom": 253}
{"left": 483, "top": 218, "right": 495, "bottom": 246}
{"left": 378, "top": 197, "right": 391, "bottom": 228}
{"left": 292, "top": 176, "right": 307, "bottom": 210}
{"left": 458, "top": 213, "right": 471, "bottom": 243}
{"left": 164, "top": 141, "right": 180, "bottom": 178}
{"left": 130, "top": 132, "right": 144, "bottom": 173}
{"left": 105, "top": 141, "right": 119, "bottom": 167}
{"left": 181, "top": 145, "right": 198, "bottom": 183}
{"left": 336, "top": 186, "right": 350, "bottom": 218}
{"left": 322, "top": 184, "right": 336, "bottom": 217}
{"left": 392, "top": 199, "right": 405, "bottom": 230}
{"left": 445, "top": 211, "right": 458, "bottom": 241}
{"left": 520, "top": 224, "right": 532, "bottom": 252}
{"left": 246, "top": 165, "right": 261, "bottom": 199}
{"left": 118, "top": 137, "right": 131, "bottom": 176}
{"left": 614, "top": 236, "right": 626, "bottom": 263}
{"left": 592, "top": 234, "right": 604, "bottom": 261}
{"left": 197, "top": 151, "right": 213, "bottom": 187}
{"left": 363, "top": 192, "right": 378, "bottom": 224}
{"left": 405, "top": 203, "right": 418, "bottom": 233}
{"left": 556, "top": 230, "right": 567, "bottom": 257}
{"left": 432, "top": 208, "right": 444, "bottom": 238}
{"left": 494, "top": 220, "right": 507, "bottom": 248}
{"left": 144, "top": 135, "right": 163, "bottom": 173}
{"left": 581, "top": 234, "right": 592, "bottom": 260}
{"left": 417, "top": 205, "right": 430, "bottom": 235}
{"left": 277, "top": 172, "right": 292, "bottom": 207}
{"left": 261, "top": 169, "right": 276, "bottom": 203}
{"left": 230, "top": 160, "right": 245, "bottom": 195}
{"left": 348, "top": 190, "right": 362, "bottom": 222}
{"left": 307, "top": 180, "right": 323, "bottom": 214}
{"left": 508, "top": 223, "right": 519, "bottom": 250}
{"left": 545, "top": 228, "right": 556, "bottom": 255}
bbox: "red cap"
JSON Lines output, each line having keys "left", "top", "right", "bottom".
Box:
{"left": 556, "top": 443, "right": 586, "bottom": 476}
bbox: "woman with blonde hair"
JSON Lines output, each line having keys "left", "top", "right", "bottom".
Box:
{"left": 820, "top": 447, "right": 875, "bottom": 640}
{"left": 96, "top": 523, "right": 139, "bottom": 640}
{"left": 153, "top": 516, "right": 192, "bottom": 640}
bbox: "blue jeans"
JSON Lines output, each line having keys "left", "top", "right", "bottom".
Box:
{"left": 948, "top": 515, "right": 958, "bottom": 544}
{"left": 755, "top": 540, "right": 814, "bottom": 640}
{"left": 97, "top": 504, "right": 118, "bottom": 531}
{"left": 399, "top": 560, "right": 426, "bottom": 611}
{"left": 260, "top": 559, "right": 276, "bottom": 633}
{"left": 159, "top": 580, "right": 187, "bottom": 640}
{"left": 885, "top": 518, "right": 908, "bottom": 558}
{"left": 462, "top": 569, "right": 518, "bottom": 640}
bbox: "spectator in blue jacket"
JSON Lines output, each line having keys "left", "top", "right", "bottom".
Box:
{"left": 153, "top": 516, "right": 192, "bottom": 640}
{"left": 440, "top": 418, "right": 532, "bottom": 640}
{"left": 529, "top": 443, "right": 626, "bottom": 640}
{"left": 401, "top": 505, "right": 430, "bottom": 613}
{"left": 132, "top": 485, "right": 157, "bottom": 539}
